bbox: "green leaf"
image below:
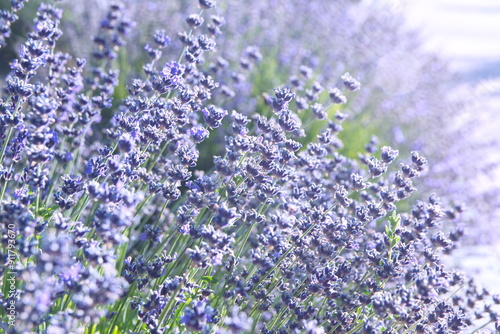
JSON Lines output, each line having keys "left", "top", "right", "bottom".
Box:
{"left": 388, "top": 211, "right": 401, "bottom": 232}
{"left": 385, "top": 224, "right": 392, "bottom": 237}
{"left": 201, "top": 276, "right": 218, "bottom": 284}
{"left": 37, "top": 205, "right": 59, "bottom": 219}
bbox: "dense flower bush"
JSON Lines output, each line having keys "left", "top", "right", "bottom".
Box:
{"left": 47, "top": 0, "right": 499, "bottom": 240}
{"left": 0, "top": 1, "right": 499, "bottom": 333}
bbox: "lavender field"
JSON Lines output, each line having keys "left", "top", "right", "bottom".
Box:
{"left": 1, "top": 0, "right": 499, "bottom": 333}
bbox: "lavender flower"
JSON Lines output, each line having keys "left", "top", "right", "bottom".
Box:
{"left": 328, "top": 87, "right": 347, "bottom": 104}
{"left": 202, "top": 105, "right": 228, "bottom": 129}
{"left": 341, "top": 72, "right": 361, "bottom": 91}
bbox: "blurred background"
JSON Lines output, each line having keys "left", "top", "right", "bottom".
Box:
{"left": 399, "top": 0, "right": 500, "bottom": 291}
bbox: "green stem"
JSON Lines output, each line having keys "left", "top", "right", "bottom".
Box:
{"left": 235, "top": 222, "right": 256, "bottom": 259}
{"left": 248, "top": 220, "right": 319, "bottom": 295}
{"left": 0, "top": 164, "right": 12, "bottom": 204}
{"left": 107, "top": 282, "right": 137, "bottom": 334}
{"left": 0, "top": 125, "right": 15, "bottom": 164}
{"left": 156, "top": 280, "right": 184, "bottom": 331}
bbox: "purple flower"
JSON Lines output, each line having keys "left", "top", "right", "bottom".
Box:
{"left": 303, "top": 320, "right": 326, "bottom": 334}
{"left": 162, "top": 61, "right": 184, "bottom": 77}
{"left": 58, "top": 263, "right": 83, "bottom": 285}
{"left": 181, "top": 300, "right": 216, "bottom": 331}
{"left": 199, "top": 0, "right": 216, "bottom": 9}
{"left": 381, "top": 146, "right": 399, "bottom": 164}
{"left": 118, "top": 133, "right": 136, "bottom": 152}
{"left": 328, "top": 87, "right": 347, "bottom": 104}
{"left": 186, "top": 14, "right": 204, "bottom": 28}
{"left": 176, "top": 145, "right": 199, "bottom": 167}
{"left": 211, "top": 251, "right": 223, "bottom": 266}
{"left": 64, "top": 152, "right": 73, "bottom": 162}
{"left": 189, "top": 125, "right": 210, "bottom": 143}
{"left": 153, "top": 29, "right": 171, "bottom": 47}
{"left": 223, "top": 307, "right": 251, "bottom": 333}
{"left": 341, "top": 72, "right": 361, "bottom": 91}
{"left": 202, "top": 105, "right": 228, "bottom": 129}
{"left": 186, "top": 181, "right": 201, "bottom": 191}
{"left": 85, "top": 157, "right": 107, "bottom": 179}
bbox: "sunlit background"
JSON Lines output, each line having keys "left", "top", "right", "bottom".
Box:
{"left": 397, "top": 0, "right": 500, "bottom": 292}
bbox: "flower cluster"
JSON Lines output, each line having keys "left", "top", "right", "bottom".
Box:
{"left": 57, "top": 0, "right": 500, "bottom": 236}
{"left": 0, "top": 0, "right": 29, "bottom": 48}
{"left": 0, "top": 1, "right": 498, "bottom": 333}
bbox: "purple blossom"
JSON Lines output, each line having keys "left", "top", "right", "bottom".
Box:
{"left": 58, "top": 263, "right": 83, "bottom": 286}
{"left": 328, "top": 87, "right": 347, "bottom": 104}
{"left": 341, "top": 72, "right": 361, "bottom": 91}
{"left": 162, "top": 61, "right": 184, "bottom": 77}
{"left": 202, "top": 105, "right": 228, "bottom": 128}
{"left": 189, "top": 125, "right": 210, "bottom": 143}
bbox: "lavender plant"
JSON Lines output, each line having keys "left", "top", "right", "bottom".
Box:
{"left": 0, "top": 1, "right": 499, "bottom": 333}
{"left": 48, "top": 0, "right": 500, "bottom": 242}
